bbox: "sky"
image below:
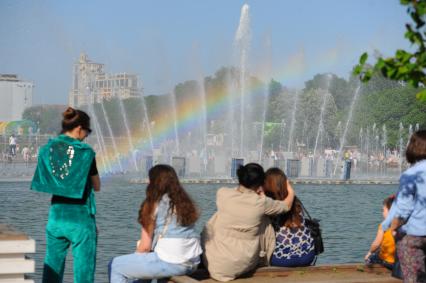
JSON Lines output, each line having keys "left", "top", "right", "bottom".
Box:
{"left": 0, "top": 0, "right": 411, "bottom": 105}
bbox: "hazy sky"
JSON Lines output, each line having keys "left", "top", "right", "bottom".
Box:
{"left": 0, "top": 0, "right": 410, "bottom": 105}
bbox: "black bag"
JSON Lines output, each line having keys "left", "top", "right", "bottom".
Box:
{"left": 300, "top": 200, "right": 324, "bottom": 255}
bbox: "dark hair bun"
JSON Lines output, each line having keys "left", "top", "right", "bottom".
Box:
{"left": 61, "top": 107, "right": 90, "bottom": 134}
{"left": 63, "top": 107, "right": 77, "bottom": 120}
{"left": 237, "top": 163, "right": 265, "bottom": 189}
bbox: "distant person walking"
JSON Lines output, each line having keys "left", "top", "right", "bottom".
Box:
{"left": 9, "top": 134, "right": 16, "bottom": 156}
{"left": 382, "top": 130, "right": 426, "bottom": 283}
{"left": 31, "top": 107, "right": 100, "bottom": 283}
{"left": 22, "top": 146, "right": 30, "bottom": 166}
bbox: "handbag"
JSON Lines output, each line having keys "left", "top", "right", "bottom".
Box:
{"left": 299, "top": 199, "right": 324, "bottom": 255}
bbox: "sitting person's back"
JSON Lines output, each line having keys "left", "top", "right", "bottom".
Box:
{"left": 364, "top": 195, "right": 395, "bottom": 270}
{"left": 202, "top": 163, "right": 294, "bottom": 281}
{"left": 271, "top": 214, "right": 315, "bottom": 266}
{"left": 264, "top": 168, "right": 316, "bottom": 267}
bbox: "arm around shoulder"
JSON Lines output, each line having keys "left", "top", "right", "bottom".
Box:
{"left": 283, "top": 180, "right": 295, "bottom": 210}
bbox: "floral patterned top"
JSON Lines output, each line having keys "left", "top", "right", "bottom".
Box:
{"left": 272, "top": 217, "right": 315, "bottom": 259}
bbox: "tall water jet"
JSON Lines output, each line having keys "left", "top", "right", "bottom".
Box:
{"left": 235, "top": 3, "right": 251, "bottom": 156}
{"left": 313, "top": 90, "right": 329, "bottom": 157}
{"left": 100, "top": 99, "right": 123, "bottom": 172}
{"left": 86, "top": 87, "right": 110, "bottom": 173}
{"left": 399, "top": 122, "right": 404, "bottom": 173}
{"left": 382, "top": 124, "right": 387, "bottom": 158}
{"left": 258, "top": 36, "right": 272, "bottom": 162}
{"left": 196, "top": 78, "right": 208, "bottom": 171}
{"left": 313, "top": 75, "right": 333, "bottom": 157}
{"left": 372, "top": 123, "right": 377, "bottom": 154}
{"left": 225, "top": 69, "right": 239, "bottom": 157}
{"left": 170, "top": 90, "right": 180, "bottom": 155}
{"left": 114, "top": 89, "right": 139, "bottom": 171}
{"left": 366, "top": 127, "right": 370, "bottom": 175}
{"left": 287, "top": 90, "right": 300, "bottom": 152}
{"left": 139, "top": 90, "right": 154, "bottom": 153}
{"left": 333, "top": 84, "right": 361, "bottom": 176}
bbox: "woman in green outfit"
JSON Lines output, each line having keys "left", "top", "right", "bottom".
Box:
{"left": 31, "top": 107, "right": 101, "bottom": 283}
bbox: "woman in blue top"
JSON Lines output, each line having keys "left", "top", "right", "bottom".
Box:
{"left": 263, "top": 168, "right": 315, "bottom": 267}
{"left": 382, "top": 130, "right": 426, "bottom": 283}
{"left": 109, "top": 164, "right": 202, "bottom": 283}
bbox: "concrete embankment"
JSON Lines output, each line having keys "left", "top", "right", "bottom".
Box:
{"left": 171, "top": 264, "right": 401, "bottom": 283}
{"left": 0, "top": 224, "right": 35, "bottom": 282}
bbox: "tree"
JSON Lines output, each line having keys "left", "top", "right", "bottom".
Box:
{"left": 304, "top": 73, "right": 351, "bottom": 110}
{"left": 22, "top": 105, "right": 64, "bottom": 134}
{"left": 354, "top": 0, "right": 426, "bottom": 101}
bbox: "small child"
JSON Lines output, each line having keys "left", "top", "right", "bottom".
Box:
{"left": 364, "top": 195, "right": 396, "bottom": 269}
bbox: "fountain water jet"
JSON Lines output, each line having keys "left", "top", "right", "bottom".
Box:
{"left": 235, "top": 3, "right": 251, "bottom": 156}
{"left": 170, "top": 90, "right": 180, "bottom": 156}
{"left": 100, "top": 99, "right": 123, "bottom": 172}
{"left": 139, "top": 91, "right": 154, "bottom": 153}
{"left": 287, "top": 90, "right": 300, "bottom": 152}
{"left": 114, "top": 88, "right": 139, "bottom": 171}
{"left": 333, "top": 84, "right": 361, "bottom": 176}
{"left": 399, "top": 122, "right": 404, "bottom": 173}
{"left": 313, "top": 91, "right": 329, "bottom": 157}
{"left": 86, "top": 87, "right": 110, "bottom": 173}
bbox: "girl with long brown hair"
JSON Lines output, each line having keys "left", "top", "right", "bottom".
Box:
{"left": 264, "top": 168, "right": 316, "bottom": 267}
{"left": 109, "top": 164, "right": 202, "bottom": 282}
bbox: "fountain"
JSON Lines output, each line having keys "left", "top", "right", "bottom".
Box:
{"left": 399, "top": 122, "right": 404, "bottom": 173}
{"left": 115, "top": 88, "right": 139, "bottom": 172}
{"left": 170, "top": 90, "right": 180, "bottom": 156}
{"left": 74, "top": 3, "right": 421, "bottom": 181}
{"left": 235, "top": 3, "right": 251, "bottom": 157}
{"left": 287, "top": 90, "right": 300, "bottom": 153}
{"left": 333, "top": 84, "right": 361, "bottom": 176}
{"left": 313, "top": 89, "right": 330, "bottom": 157}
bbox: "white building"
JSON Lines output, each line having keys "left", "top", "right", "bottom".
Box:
{"left": 69, "top": 53, "right": 141, "bottom": 107}
{"left": 0, "top": 74, "right": 33, "bottom": 121}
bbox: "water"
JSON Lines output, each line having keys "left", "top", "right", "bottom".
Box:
{"left": 235, "top": 3, "right": 251, "bottom": 156}
{"left": 0, "top": 178, "right": 397, "bottom": 282}
{"left": 333, "top": 84, "right": 361, "bottom": 175}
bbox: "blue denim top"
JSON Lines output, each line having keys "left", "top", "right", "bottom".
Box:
{"left": 382, "top": 159, "right": 426, "bottom": 236}
{"left": 152, "top": 195, "right": 199, "bottom": 247}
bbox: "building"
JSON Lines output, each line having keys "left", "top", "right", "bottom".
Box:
{"left": 0, "top": 74, "right": 33, "bottom": 121}
{"left": 69, "top": 53, "right": 141, "bottom": 107}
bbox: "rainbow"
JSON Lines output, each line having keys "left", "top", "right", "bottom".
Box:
{"left": 97, "top": 46, "right": 342, "bottom": 173}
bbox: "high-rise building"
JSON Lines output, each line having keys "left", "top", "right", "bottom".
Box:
{"left": 0, "top": 74, "right": 34, "bottom": 121}
{"left": 69, "top": 53, "right": 141, "bottom": 107}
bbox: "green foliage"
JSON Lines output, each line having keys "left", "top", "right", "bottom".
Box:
{"left": 354, "top": 0, "right": 426, "bottom": 100}
{"left": 352, "top": 86, "right": 426, "bottom": 147}
{"left": 22, "top": 105, "right": 64, "bottom": 134}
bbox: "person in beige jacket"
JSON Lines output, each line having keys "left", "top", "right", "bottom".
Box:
{"left": 202, "top": 163, "right": 295, "bottom": 281}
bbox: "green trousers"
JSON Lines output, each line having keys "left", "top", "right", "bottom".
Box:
{"left": 42, "top": 203, "right": 97, "bottom": 283}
